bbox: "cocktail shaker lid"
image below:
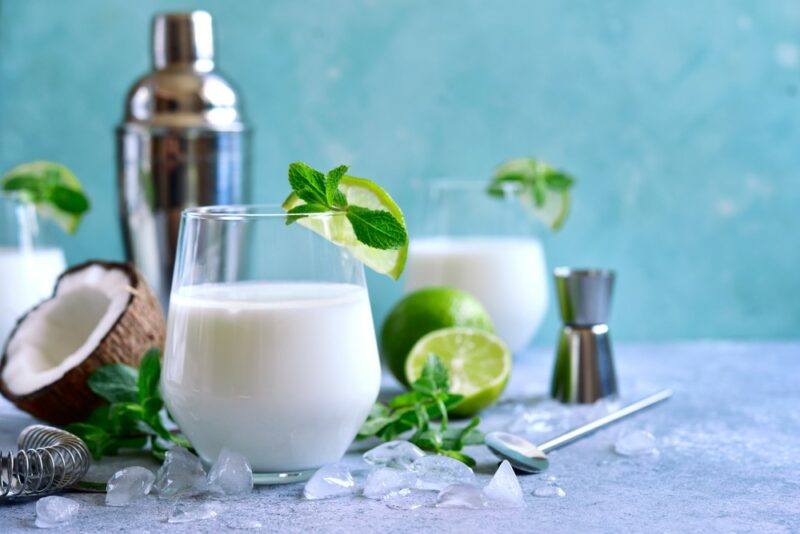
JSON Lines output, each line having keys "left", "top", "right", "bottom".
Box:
{"left": 153, "top": 11, "right": 214, "bottom": 71}
{"left": 120, "top": 11, "right": 247, "bottom": 131}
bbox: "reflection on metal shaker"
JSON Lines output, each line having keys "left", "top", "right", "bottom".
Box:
{"left": 116, "top": 11, "right": 250, "bottom": 306}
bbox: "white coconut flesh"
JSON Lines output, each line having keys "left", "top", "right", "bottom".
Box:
{"left": 2, "top": 264, "right": 132, "bottom": 396}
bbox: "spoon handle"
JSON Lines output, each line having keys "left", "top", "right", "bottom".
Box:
{"left": 537, "top": 388, "right": 674, "bottom": 453}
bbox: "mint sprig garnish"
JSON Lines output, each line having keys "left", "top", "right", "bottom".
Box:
{"left": 2, "top": 161, "right": 90, "bottom": 234}
{"left": 285, "top": 162, "right": 407, "bottom": 251}
{"left": 488, "top": 157, "right": 575, "bottom": 231}
{"left": 357, "top": 354, "right": 483, "bottom": 467}
{"left": 66, "top": 349, "right": 191, "bottom": 461}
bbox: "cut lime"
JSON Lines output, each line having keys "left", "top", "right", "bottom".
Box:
{"left": 405, "top": 327, "right": 511, "bottom": 417}
{"left": 381, "top": 287, "right": 494, "bottom": 386}
{"left": 491, "top": 157, "right": 572, "bottom": 231}
{"left": 282, "top": 175, "right": 408, "bottom": 279}
{"left": 519, "top": 187, "right": 570, "bottom": 231}
{"left": 1, "top": 161, "right": 89, "bottom": 234}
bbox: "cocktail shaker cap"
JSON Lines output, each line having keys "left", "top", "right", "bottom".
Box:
{"left": 120, "top": 10, "right": 247, "bottom": 131}
{"left": 153, "top": 11, "right": 214, "bottom": 70}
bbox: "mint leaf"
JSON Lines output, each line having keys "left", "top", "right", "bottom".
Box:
{"left": 355, "top": 354, "right": 481, "bottom": 466}
{"left": 285, "top": 203, "right": 328, "bottom": 225}
{"left": 345, "top": 205, "right": 407, "bottom": 250}
{"left": 288, "top": 162, "right": 327, "bottom": 205}
{"left": 2, "top": 161, "right": 91, "bottom": 234}
{"left": 420, "top": 354, "right": 449, "bottom": 392}
{"left": 65, "top": 347, "right": 194, "bottom": 462}
{"left": 325, "top": 165, "right": 348, "bottom": 207}
{"left": 137, "top": 349, "right": 161, "bottom": 402}
{"left": 49, "top": 184, "right": 90, "bottom": 214}
{"left": 544, "top": 170, "right": 574, "bottom": 190}
{"left": 88, "top": 364, "right": 138, "bottom": 403}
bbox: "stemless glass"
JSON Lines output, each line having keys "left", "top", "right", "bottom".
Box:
{"left": 162, "top": 205, "right": 381, "bottom": 483}
{"left": 406, "top": 180, "right": 548, "bottom": 353}
{"left": 0, "top": 196, "right": 66, "bottom": 344}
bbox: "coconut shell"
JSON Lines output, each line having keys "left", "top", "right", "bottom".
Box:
{"left": 0, "top": 260, "right": 165, "bottom": 424}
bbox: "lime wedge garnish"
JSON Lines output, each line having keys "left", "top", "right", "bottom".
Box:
{"left": 282, "top": 175, "right": 408, "bottom": 279}
{"left": 1, "top": 161, "right": 90, "bottom": 234}
{"left": 490, "top": 157, "right": 573, "bottom": 231}
{"left": 519, "top": 186, "right": 570, "bottom": 231}
{"left": 405, "top": 327, "right": 511, "bottom": 417}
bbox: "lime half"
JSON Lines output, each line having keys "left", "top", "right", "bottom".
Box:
{"left": 405, "top": 327, "right": 511, "bottom": 417}
{"left": 282, "top": 176, "right": 407, "bottom": 279}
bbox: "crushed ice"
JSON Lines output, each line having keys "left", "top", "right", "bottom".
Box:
{"left": 532, "top": 475, "right": 566, "bottom": 498}
{"left": 363, "top": 440, "right": 425, "bottom": 469}
{"left": 303, "top": 463, "right": 356, "bottom": 499}
{"left": 436, "top": 484, "right": 486, "bottom": 509}
{"left": 168, "top": 499, "right": 225, "bottom": 523}
{"left": 207, "top": 448, "right": 254, "bottom": 497}
{"left": 411, "top": 455, "right": 475, "bottom": 491}
{"left": 363, "top": 467, "right": 418, "bottom": 499}
{"left": 483, "top": 460, "right": 525, "bottom": 508}
{"left": 106, "top": 466, "right": 155, "bottom": 506}
{"left": 153, "top": 446, "right": 208, "bottom": 498}
{"left": 614, "top": 430, "right": 659, "bottom": 457}
{"left": 35, "top": 496, "right": 80, "bottom": 528}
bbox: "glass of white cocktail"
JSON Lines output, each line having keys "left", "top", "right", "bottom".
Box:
{"left": 162, "top": 205, "right": 382, "bottom": 483}
{"left": 0, "top": 196, "right": 67, "bottom": 345}
{"left": 406, "top": 179, "right": 552, "bottom": 353}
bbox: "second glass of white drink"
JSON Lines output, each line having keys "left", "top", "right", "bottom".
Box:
{"left": 162, "top": 205, "right": 381, "bottom": 483}
{"left": 406, "top": 180, "right": 549, "bottom": 353}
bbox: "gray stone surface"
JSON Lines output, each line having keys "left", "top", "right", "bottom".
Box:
{"left": 1, "top": 342, "right": 799, "bottom": 533}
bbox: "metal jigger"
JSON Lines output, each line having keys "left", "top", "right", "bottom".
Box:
{"left": 550, "top": 267, "right": 618, "bottom": 403}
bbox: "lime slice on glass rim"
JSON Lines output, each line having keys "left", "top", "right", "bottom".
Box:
{"left": 282, "top": 175, "right": 408, "bottom": 279}
{"left": 1, "top": 161, "right": 90, "bottom": 234}
{"left": 519, "top": 186, "right": 570, "bottom": 231}
{"left": 490, "top": 157, "right": 573, "bottom": 231}
{"left": 405, "top": 326, "right": 512, "bottom": 417}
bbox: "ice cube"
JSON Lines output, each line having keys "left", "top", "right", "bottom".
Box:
{"left": 411, "top": 455, "right": 475, "bottom": 491}
{"left": 303, "top": 463, "right": 356, "bottom": 499}
{"left": 436, "top": 484, "right": 486, "bottom": 509}
{"left": 222, "top": 517, "right": 263, "bottom": 529}
{"left": 106, "top": 466, "right": 156, "bottom": 506}
{"left": 35, "top": 496, "right": 80, "bottom": 528}
{"left": 362, "top": 440, "right": 425, "bottom": 469}
{"left": 533, "top": 476, "right": 566, "bottom": 498}
{"left": 614, "top": 430, "right": 658, "bottom": 457}
{"left": 482, "top": 460, "right": 525, "bottom": 508}
{"left": 207, "top": 448, "right": 253, "bottom": 497}
{"left": 363, "top": 467, "right": 418, "bottom": 499}
{"left": 154, "top": 446, "right": 208, "bottom": 498}
{"left": 167, "top": 499, "right": 225, "bottom": 523}
{"left": 382, "top": 488, "right": 437, "bottom": 510}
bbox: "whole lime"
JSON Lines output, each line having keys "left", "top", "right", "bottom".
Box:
{"left": 380, "top": 286, "right": 494, "bottom": 385}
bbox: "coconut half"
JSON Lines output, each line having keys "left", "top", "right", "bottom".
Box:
{"left": 0, "top": 260, "right": 165, "bottom": 424}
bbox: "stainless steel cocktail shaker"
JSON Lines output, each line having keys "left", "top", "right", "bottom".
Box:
{"left": 116, "top": 11, "right": 250, "bottom": 306}
{"left": 550, "top": 268, "right": 618, "bottom": 403}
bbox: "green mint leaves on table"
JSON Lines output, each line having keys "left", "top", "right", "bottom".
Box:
{"left": 66, "top": 349, "right": 191, "bottom": 461}
{"left": 285, "top": 162, "right": 408, "bottom": 250}
{"left": 487, "top": 157, "right": 575, "bottom": 231}
{"left": 1, "top": 161, "right": 90, "bottom": 234}
{"left": 357, "top": 354, "right": 484, "bottom": 467}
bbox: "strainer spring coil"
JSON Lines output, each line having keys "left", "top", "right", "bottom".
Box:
{"left": 0, "top": 425, "right": 90, "bottom": 500}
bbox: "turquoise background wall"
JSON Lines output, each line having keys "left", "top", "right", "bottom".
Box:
{"left": 1, "top": 0, "right": 799, "bottom": 344}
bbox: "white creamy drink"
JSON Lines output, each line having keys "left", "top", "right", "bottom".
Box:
{"left": 162, "top": 281, "right": 381, "bottom": 472}
{"left": 0, "top": 247, "right": 66, "bottom": 344}
{"left": 405, "top": 237, "right": 548, "bottom": 352}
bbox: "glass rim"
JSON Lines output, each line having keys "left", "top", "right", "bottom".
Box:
{"left": 182, "top": 204, "right": 338, "bottom": 221}
{"left": 424, "top": 178, "right": 523, "bottom": 194}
